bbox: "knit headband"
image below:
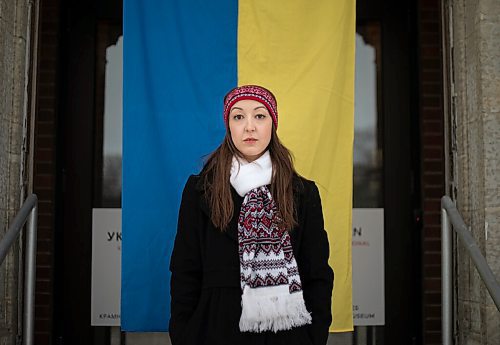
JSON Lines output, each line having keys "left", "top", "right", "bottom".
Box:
{"left": 223, "top": 85, "right": 278, "bottom": 128}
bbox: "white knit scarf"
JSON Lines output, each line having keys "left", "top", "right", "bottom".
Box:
{"left": 230, "top": 151, "right": 312, "bottom": 333}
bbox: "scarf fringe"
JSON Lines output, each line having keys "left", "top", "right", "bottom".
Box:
{"left": 239, "top": 288, "right": 312, "bottom": 333}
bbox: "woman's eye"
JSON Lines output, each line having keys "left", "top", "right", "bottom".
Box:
{"left": 256, "top": 114, "right": 266, "bottom": 119}
{"left": 233, "top": 114, "right": 243, "bottom": 120}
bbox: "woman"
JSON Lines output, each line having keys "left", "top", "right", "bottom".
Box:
{"left": 169, "top": 85, "right": 334, "bottom": 345}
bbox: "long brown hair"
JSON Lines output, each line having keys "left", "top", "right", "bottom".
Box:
{"left": 201, "top": 129, "right": 299, "bottom": 231}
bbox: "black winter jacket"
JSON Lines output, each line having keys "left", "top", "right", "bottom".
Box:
{"left": 169, "top": 174, "right": 334, "bottom": 345}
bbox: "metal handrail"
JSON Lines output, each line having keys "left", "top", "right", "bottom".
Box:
{"left": 441, "top": 195, "right": 500, "bottom": 345}
{"left": 0, "top": 194, "right": 38, "bottom": 345}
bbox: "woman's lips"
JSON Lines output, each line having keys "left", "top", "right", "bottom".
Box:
{"left": 243, "top": 138, "right": 257, "bottom": 142}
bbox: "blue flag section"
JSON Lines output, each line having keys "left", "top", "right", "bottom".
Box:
{"left": 122, "top": 0, "right": 237, "bottom": 331}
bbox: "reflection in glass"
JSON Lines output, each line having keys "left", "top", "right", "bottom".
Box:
{"left": 353, "top": 25, "right": 383, "bottom": 208}
{"left": 102, "top": 36, "right": 123, "bottom": 207}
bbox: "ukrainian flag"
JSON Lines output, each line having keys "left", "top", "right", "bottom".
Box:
{"left": 122, "top": 0, "right": 355, "bottom": 333}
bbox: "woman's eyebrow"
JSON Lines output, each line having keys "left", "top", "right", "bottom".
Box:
{"left": 230, "top": 107, "right": 243, "bottom": 111}
{"left": 254, "top": 106, "right": 267, "bottom": 110}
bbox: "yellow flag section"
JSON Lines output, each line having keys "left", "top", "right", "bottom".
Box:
{"left": 238, "top": 0, "right": 355, "bottom": 332}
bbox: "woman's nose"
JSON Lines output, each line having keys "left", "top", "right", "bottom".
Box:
{"left": 245, "top": 119, "right": 256, "bottom": 131}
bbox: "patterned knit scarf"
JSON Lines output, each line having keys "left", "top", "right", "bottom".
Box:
{"left": 230, "top": 152, "right": 311, "bottom": 333}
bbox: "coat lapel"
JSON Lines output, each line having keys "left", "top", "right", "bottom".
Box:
{"left": 224, "top": 187, "right": 242, "bottom": 242}
{"left": 196, "top": 180, "right": 241, "bottom": 243}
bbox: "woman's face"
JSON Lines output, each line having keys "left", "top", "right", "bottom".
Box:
{"left": 228, "top": 99, "right": 273, "bottom": 162}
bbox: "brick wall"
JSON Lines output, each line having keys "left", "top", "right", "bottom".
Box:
{"left": 418, "top": 0, "right": 445, "bottom": 344}
{"left": 34, "top": 0, "right": 60, "bottom": 343}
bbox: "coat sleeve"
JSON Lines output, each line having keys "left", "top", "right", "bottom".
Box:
{"left": 299, "top": 181, "right": 334, "bottom": 345}
{"left": 169, "top": 175, "right": 204, "bottom": 345}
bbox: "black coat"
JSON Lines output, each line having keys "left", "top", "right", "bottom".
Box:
{"left": 169, "top": 174, "right": 334, "bottom": 345}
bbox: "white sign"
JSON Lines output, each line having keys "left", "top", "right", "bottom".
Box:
{"left": 352, "top": 208, "right": 385, "bottom": 326}
{"left": 91, "top": 208, "right": 121, "bottom": 326}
